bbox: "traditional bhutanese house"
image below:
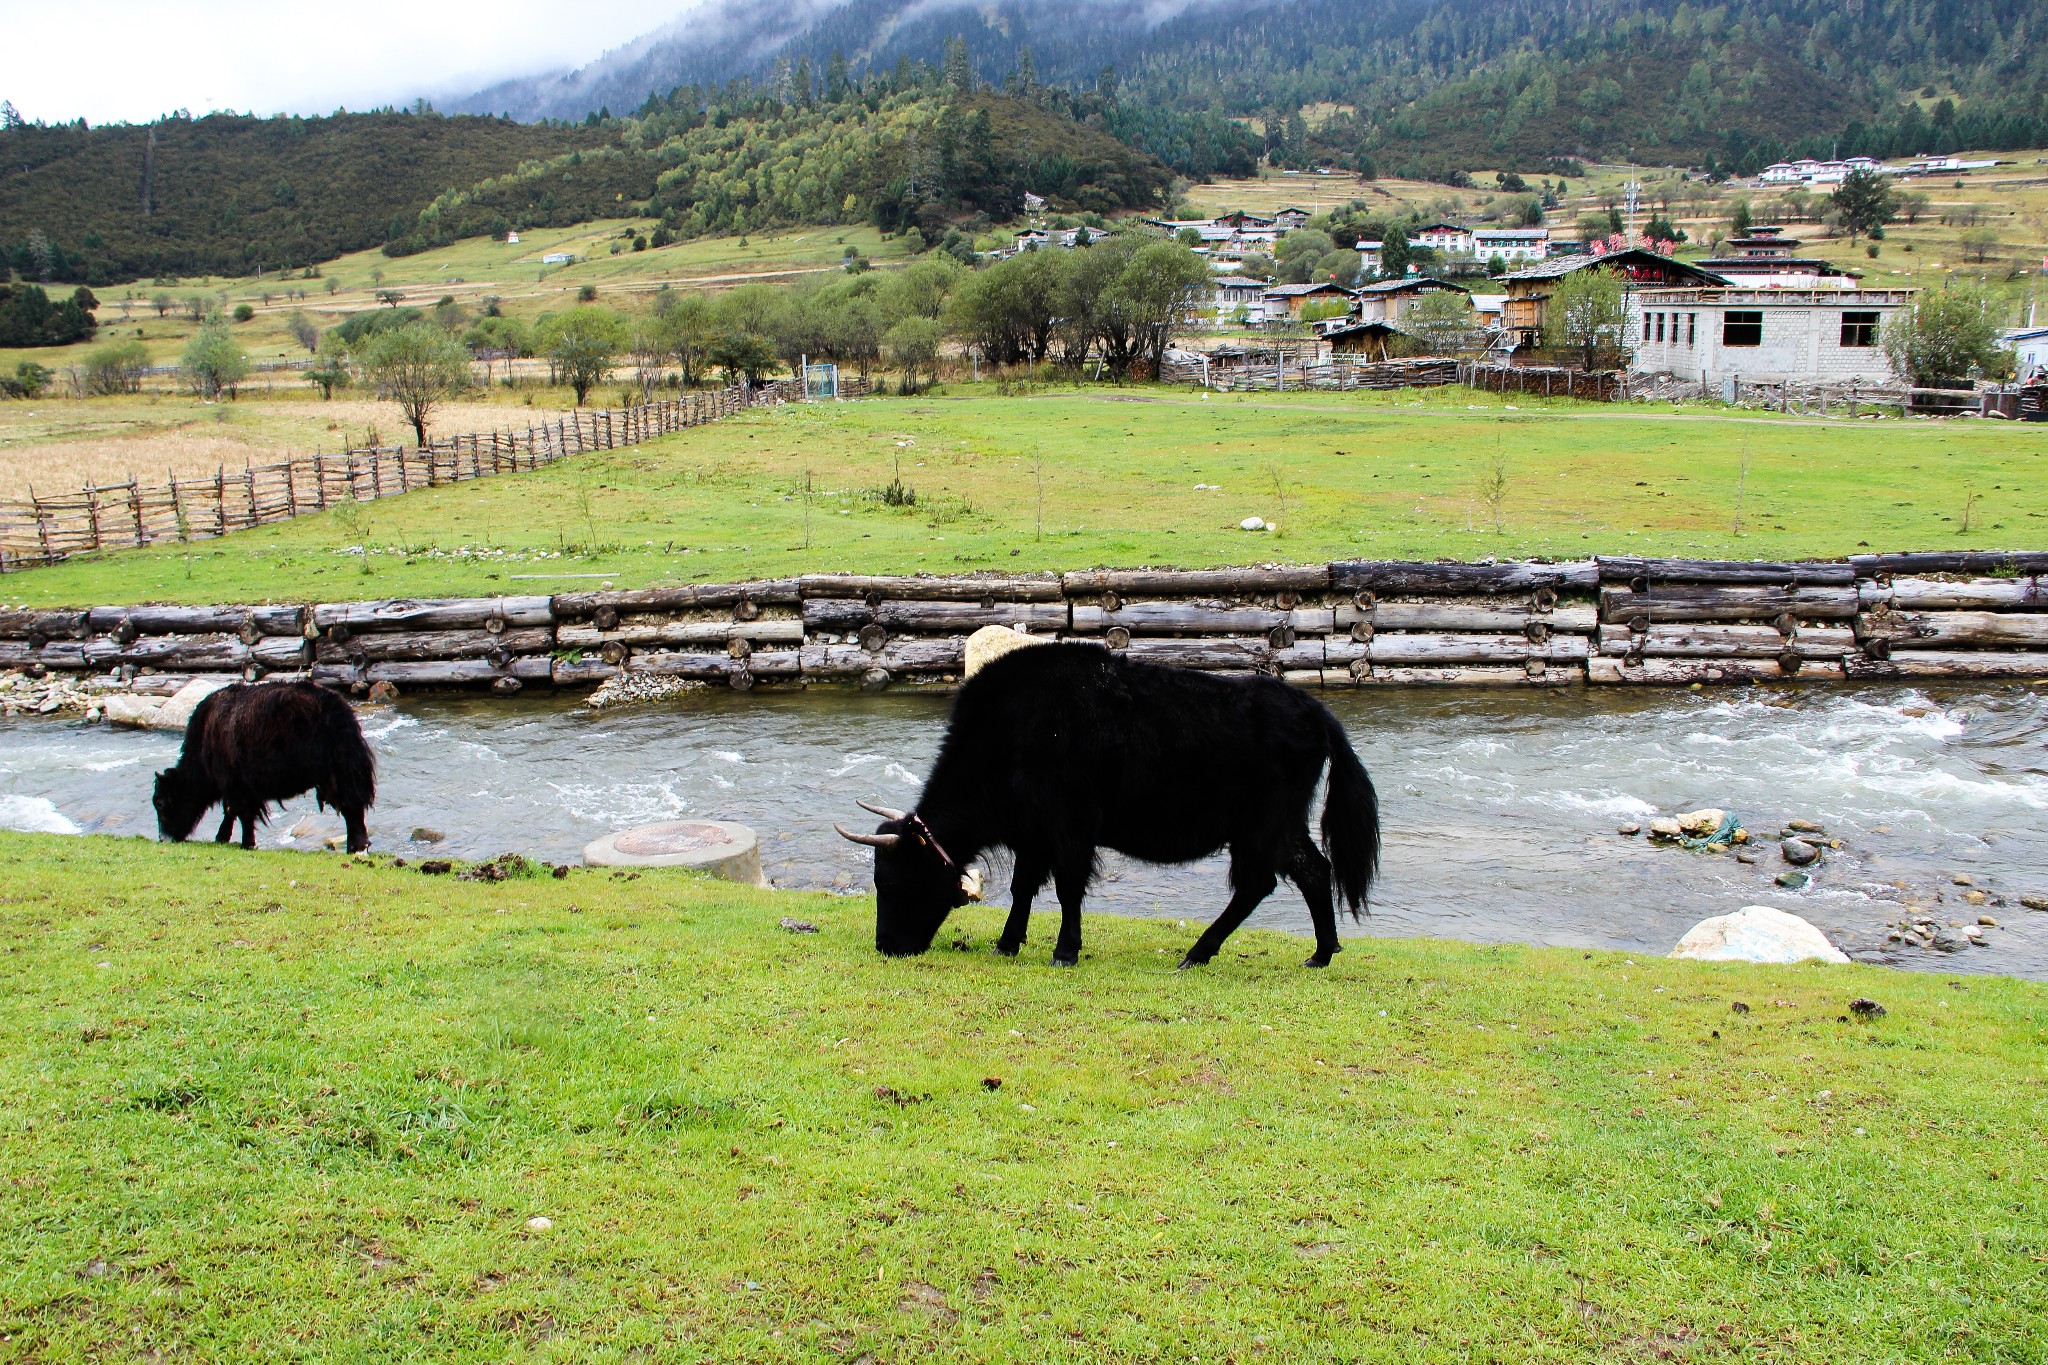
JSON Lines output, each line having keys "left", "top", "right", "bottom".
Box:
{"left": 1470, "top": 227, "right": 1550, "bottom": 263}
{"left": 1413, "top": 221, "right": 1474, "bottom": 255}
{"left": 2002, "top": 326, "right": 2048, "bottom": 381}
{"left": 1497, "top": 250, "right": 1727, "bottom": 348}
{"left": 1259, "top": 281, "right": 1358, "bottom": 322}
{"left": 1213, "top": 210, "right": 1277, "bottom": 230}
{"left": 1274, "top": 207, "right": 1313, "bottom": 230}
{"left": 1324, "top": 320, "right": 1405, "bottom": 360}
{"left": 1694, "top": 227, "right": 1862, "bottom": 289}
{"left": 1630, "top": 285, "right": 1911, "bottom": 387}
{"left": 1212, "top": 276, "right": 1272, "bottom": 320}
{"left": 1354, "top": 239, "right": 1383, "bottom": 273}
{"left": 1353, "top": 276, "right": 1471, "bottom": 324}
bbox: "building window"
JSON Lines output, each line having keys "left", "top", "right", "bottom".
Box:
{"left": 1723, "top": 310, "right": 1763, "bottom": 347}
{"left": 1687, "top": 313, "right": 1697, "bottom": 344}
{"left": 1653, "top": 313, "right": 1665, "bottom": 342}
{"left": 1840, "top": 311, "right": 1880, "bottom": 347}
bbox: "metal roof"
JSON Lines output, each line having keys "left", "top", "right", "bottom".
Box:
{"left": 1496, "top": 249, "right": 1730, "bottom": 285}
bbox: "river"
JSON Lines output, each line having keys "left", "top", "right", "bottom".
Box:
{"left": 4, "top": 683, "right": 2045, "bottom": 978}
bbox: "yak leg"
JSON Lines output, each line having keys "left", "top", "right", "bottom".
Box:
{"left": 239, "top": 807, "right": 258, "bottom": 850}
{"left": 213, "top": 808, "right": 236, "bottom": 844}
{"left": 996, "top": 855, "right": 1049, "bottom": 956}
{"left": 1179, "top": 851, "right": 1280, "bottom": 969}
{"left": 1290, "top": 835, "right": 1342, "bottom": 968}
{"left": 1050, "top": 861, "right": 1090, "bottom": 968}
{"left": 340, "top": 803, "right": 370, "bottom": 855}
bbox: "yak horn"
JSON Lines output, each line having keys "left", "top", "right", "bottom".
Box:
{"left": 856, "top": 799, "right": 908, "bottom": 821}
{"left": 836, "top": 824, "right": 900, "bottom": 848}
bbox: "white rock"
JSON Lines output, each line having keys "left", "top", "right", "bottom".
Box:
{"left": 963, "top": 624, "right": 1052, "bottom": 679}
{"left": 1669, "top": 905, "right": 1850, "bottom": 965}
{"left": 145, "top": 678, "right": 230, "bottom": 732}
{"left": 524, "top": 1216, "right": 552, "bottom": 1233}
{"left": 101, "top": 694, "right": 166, "bottom": 729}
{"left": 1239, "top": 516, "right": 1266, "bottom": 531}
{"left": 1675, "top": 808, "right": 1727, "bottom": 836}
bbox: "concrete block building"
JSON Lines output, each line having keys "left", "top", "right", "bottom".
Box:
{"left": 1629, "top": 287, "right": 1910, "bottom": 387}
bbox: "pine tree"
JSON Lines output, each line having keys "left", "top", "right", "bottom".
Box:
{"left": 942, "top": 36, "right": 973, "bottom": 95}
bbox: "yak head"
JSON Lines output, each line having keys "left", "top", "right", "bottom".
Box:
{"left": 838, "top": 801, "right": 977, "bottom": 956}
{"left": 152, "top": 764, "right": 213, "bottom": 842}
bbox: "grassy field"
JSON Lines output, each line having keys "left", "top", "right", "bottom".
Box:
{"left": 1, "top": 832, "right": 2042, "bottom": 1361}
{"left": 6, "top": 385, "right": 2045, "bottom": 608}
{"left": 0, "top": 223, "right": 911, "bottom": 379}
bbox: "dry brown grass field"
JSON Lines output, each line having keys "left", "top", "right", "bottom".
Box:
{"left": 0, "top": 393, "right": 581, "bottom": 498}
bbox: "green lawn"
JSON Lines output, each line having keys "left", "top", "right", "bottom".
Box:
{"left": 1, "top": 833, "right": 2041, "bottom": 1361}
{"left": 11, "top": 385, "right": 2048, "bottom": 607}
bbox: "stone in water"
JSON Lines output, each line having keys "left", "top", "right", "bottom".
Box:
{"left": 1669, "top": 905, "right": 1850, "bottom": 965}
{"left": 583, "top": 819, "right": 764, "bottom": 887}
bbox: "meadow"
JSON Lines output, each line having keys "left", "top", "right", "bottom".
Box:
{"left": 6, "top": 384, "right": 2045, "bottom": 608}
{"left": 0, "top": 832, "right": 2041, "bottom": 1362}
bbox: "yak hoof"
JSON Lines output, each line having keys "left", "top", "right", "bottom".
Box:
{"left": 1303, "top": 954, "right": 1331, "bottom": 968}
{"left": 1176, "top": 953, "right": 1208, "bottom": 971}
{"left": 993, "top": 940, "right": 1022, "bottom": 957}
{"left": 1050, "top": 951, "right": 1079, "bottom": 968}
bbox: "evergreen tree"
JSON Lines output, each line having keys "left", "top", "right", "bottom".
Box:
{"left": 942, "top": 37, "right": 973, "bottom": 95}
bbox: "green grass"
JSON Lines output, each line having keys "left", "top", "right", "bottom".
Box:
{"left": 11, "top": 385, "right": 2048, "bottom": 607}
{"left": 1, "top": 833, "right": 2042, "bottom": 1361}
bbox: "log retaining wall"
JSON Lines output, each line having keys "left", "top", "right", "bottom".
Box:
{"left": 5, "top": 552, "right": 2045, "bottom": 696}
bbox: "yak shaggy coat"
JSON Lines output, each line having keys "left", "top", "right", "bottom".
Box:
{"left": 153, "top": 683, "right": 376, "bottom": 853}
{"left": 844, "top": 643, "right": 1380, "bottom": 969}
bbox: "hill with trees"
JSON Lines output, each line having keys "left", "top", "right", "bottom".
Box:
{"left": 447, "top": 0, "right": 2048, "bottom": 177}
{"left": 0, "top": 110, "right": 617, "bottom": 285}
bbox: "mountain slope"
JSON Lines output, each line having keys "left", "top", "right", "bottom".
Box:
{"left": 0, "top": 113, "right": 616, "bottom": 284}
{"left": 444, "top": 0, "right": 2048, "bottom": 171}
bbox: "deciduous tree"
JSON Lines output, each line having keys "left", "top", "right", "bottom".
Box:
{"left": 361, "top": 320, "right": 472, "bottom": 443}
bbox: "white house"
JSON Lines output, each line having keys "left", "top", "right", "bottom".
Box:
{"left": 541, "top": 252, "right": 574, "bottom": 265}
{"left": 505, "top": 230, "right": 521, "bottom": 245}
{"left": 1472, "top": 227, "right": 1550, "bottom": 263}
{"left": 1022, "top": 191, "right": 1047, "bottom": 213}
{"left": 1413, "top": 221, "right": 1474, "bottom": 255}
{"left": 1213, "top": 276, "right": 1272, "bottom": 322}
{"left": 2002, "top": 326, "right": 2048, "bottom": 381}
{"left": 1354, "top": 239, "right": 1383, "bottom": 273}
{"left": 1273, "top": 207, "right": 1313, "bottom": 230}
{"left": 1629, "top": 286, "right": 1911, "bottom": 387}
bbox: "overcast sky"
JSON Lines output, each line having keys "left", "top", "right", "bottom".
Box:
{"left": 3, "top": 2, "right": 671, "bottom": 124}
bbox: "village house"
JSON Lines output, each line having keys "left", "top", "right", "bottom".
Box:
{"left": 505, "top": 230, "right": 521, "bottom": 245}
{"left": 1022, "top": 190, "right": 1047, "bottom": 213}
{"left": 2001, "top": 326, "right": 2048, "bottom": 381}
{"left": 1353, "top": 276, "right": 1471, "bottom": 325}
{"left": 541, "top": 252, "right": 575, "bottom": 265}
{"left": 1696, "top": 226, "right": 1864, "bottom": 289}
{"left": 1756, "top": 156, "right": 1882, "bottom": 187}
{"left": 1413, "top": 221, "right": 1474, "bottom": 255}
{"left": 1323, "top": 319, "right": 1406, "bottom": 361}
{"left": 1213, "top": 276, "right": 1272, "bottom": 321}
{"left": 1354, "top": 239, "right": 1383, "bottom": 273}
{"left": 1496, "top": 249, "right": 1728, "bottom": 349}
{"left": 1629, "top": 285, "right": 1911, "bottom": 388}
{"left": 1259, "top": 281, "right": 1358, "bottom": 323}
{"left": 1273, "top": 207, "right": 1313, "bottom": 230}
{"left": 1471, "top": 226, "right": 1551, "bottom": 263}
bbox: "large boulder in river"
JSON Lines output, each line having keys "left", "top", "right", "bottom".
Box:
{"left": 1669, "top": 905, "right": 1850, "bottom": 965}
{"left": 101, "top": 694, "right": 164, "bottom": 728}
{"left": 145, "top": 678, "right": 229, "bottom": 732}
{"left": 964, "top": 625, "right": 1053, "bottom": 679}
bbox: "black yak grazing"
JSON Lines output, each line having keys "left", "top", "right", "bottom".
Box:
{"left": 153, "top": 683, "right": 376, "bottom": 853}
{"left": 839, "top": 643, "right": 1379, "bottom": 969}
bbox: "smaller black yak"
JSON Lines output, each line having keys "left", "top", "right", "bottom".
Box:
{"left": 154, "top": 683, "right": 376, "bottom": 853}
{"left": 838, "top": 643, "right": 1379, "bottom": 969}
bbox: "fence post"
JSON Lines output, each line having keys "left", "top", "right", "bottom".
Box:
{"left": 129, "top": 478, "right": 145, "bottom": 545}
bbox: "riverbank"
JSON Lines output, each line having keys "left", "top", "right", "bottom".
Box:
{"left": 1, "top": 832, "right": 2042, "bottom": 1361}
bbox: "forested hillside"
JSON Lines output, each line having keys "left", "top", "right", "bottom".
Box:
{"left": 0, "top": 112, "right": 616, "bottom": 285}
{"left": 450, "top": 0, "right": 2048, "bottom": 175}
{"left": 391, "top": 86, "right": 1173, "bottom": 255}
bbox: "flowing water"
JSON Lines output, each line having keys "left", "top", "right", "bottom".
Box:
{"left": 4, "top": 683, "right": 2046, "bottom": 979}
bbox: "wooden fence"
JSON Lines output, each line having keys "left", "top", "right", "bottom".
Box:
{"left": 1458, "top": 363, "right": 1622, "bottom": 402}
{"left": 0, "top": 376, "right": 869, "bottom": 573}
{"left": 1161, "top": 356, "right": 1460, "bottom": 392}
{"left": 6, "top": 551, "right": 2043, "bottom": 695}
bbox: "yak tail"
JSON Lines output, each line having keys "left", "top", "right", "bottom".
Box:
{"left": 320, "top": 700, "right": 378, "bottom": 814}
{"left": 1320, "top": 711, "right": 1380, "bottom": 920}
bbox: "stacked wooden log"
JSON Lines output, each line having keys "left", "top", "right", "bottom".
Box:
{"left": 797, "top": 574, "right": 1065, "bottom": 686}
{"left": 8, "top": 553, "right": 2045, "bottom": 698}
{"left": 0, "top": 604, "right": 309, "bottom": 677}
{"left": 552, "top": 581, "right": 803, "bottom": 692}
{"left": 1325, "top": 560, "right": 1599, "bottom": 685}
